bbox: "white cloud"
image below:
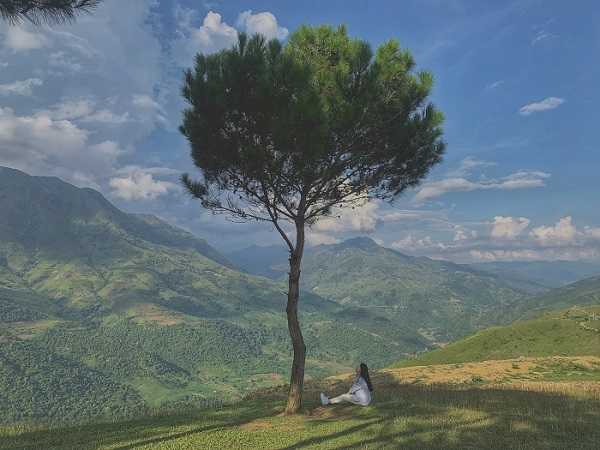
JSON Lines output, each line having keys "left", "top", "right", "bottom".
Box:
{"left": 454, "top": 227, "right": 477, "bottom": 241}
{"left": 446, "top": 157, "right": 495, "bottom": 177}
{"left": 414, "top": 170, "right": 549, "bottom": 203}
{"left": 486, "top": 80, "right": 504, "bottom": 90}
{"left": 114, "top": 165, "right": 181, "bottom": 177}
{"left": 132, "top": 94, "right": 161, "bottom": 111}
{"left": 81, "top": 109, "right": 130, "bottom": 124}
{"left": 314, "top": 200, "right": 379, "bottom": 234}
{"left": 3, "top": 26, "right": 48, "bottom": 52}
{"left": 519, "top": 97, "right": 564, "bottom": 115}
{"left": 584, "top": 226, "right": 600, "bottom": 240}
{"left": 48, "top": 51, "right": 83, "bottom": 72}
{"left": 305, "top": 195, "right": 388, "bottom": 246}
{"left": 306, "top": 231, "right": 340, "bottom": 246}
{"left": 237, "top": 10, "right": 289, "bottom": 40}
{"left": 174, "top": 10, "right": 238, "bottom": 64}
{"left": 531, "top": 30, "right": 555, "bottom": 46}
{"left": 0, "top": 107, "right": 122, "bottom": 187}
{"left": 0, "top": 78, "right": 43, "bottom": 96}
{"left": 379, "top": 213, "right": 600, "bottom": 263}
{"left": 391, "top": 235, "right": 446, "bottom": 252}
{"left": 530, "top": 216, "right": 577, "bottom": 245}
{"left": 44, "top": 98, "right": 95, "bottom": 120}
{"left": 109, "top": 168, "right": 177, "bottom": 200}
{"left": 490, "top": 216, "right": 530, "bottom": 239}
{"left": 132, "top": 94, "right": 167, "bottom": 125}
{"left": 39, "top": 98, "right": 130, "bottom": 125}
{"left": 173, "top": 9, "right": 288, "bottom": 66}
{"left": 469, "top": 249, "right": 544, "bottom": 262}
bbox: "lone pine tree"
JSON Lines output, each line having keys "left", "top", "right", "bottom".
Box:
{"left": 180, "top": 25, "right": 445, "bottom": 414}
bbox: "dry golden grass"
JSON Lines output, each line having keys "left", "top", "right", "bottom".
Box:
{"left": 327, "top": 356, "right": 600, "bottom": 386}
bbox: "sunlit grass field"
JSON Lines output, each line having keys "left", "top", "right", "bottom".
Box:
{"left": 2, "top": 358, "right": 600, "bottom": 450}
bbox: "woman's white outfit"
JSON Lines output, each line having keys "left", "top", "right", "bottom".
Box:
{"left": 321, "top": 376, "right": 372, "bottom": 406}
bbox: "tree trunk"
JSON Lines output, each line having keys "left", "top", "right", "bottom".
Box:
{"left": 284, "top": 222, "right": 306, "bottom": 415}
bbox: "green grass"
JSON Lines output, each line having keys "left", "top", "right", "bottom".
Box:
{"left": 2, "top": 375, "right": 599, "bottom": 449}
{"left": 395, "top": 306, "right": 600, "bottom": 368}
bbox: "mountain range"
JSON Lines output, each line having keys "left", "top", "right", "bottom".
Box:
{"left": 2, "top": 165, "right": 600, "bottom": 425}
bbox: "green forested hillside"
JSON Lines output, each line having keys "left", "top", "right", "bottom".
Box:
{"left": 395, "top": 305, "right": 600, "bottom": 367}
{"left": 0, "top": 167, "right": 426, "bottom": 424}
{"left": 228, "top": 238, "right": 530, "bottom": 343}
{"left": 298, "top": 237, "right": 527, "bottom": 343}
{"left": 511, "top": 276, "right": 600, "bottom": 320}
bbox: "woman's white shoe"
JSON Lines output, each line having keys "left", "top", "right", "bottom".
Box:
{"left": 320, "top": 392, "right": 329, "bottom": 406}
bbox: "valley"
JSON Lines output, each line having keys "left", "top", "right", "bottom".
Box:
{"left": 1, "top": 166, "right": 600, "bottom": 428}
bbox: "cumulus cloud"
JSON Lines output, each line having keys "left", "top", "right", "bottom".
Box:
{"left": 237, "top": 10, "right": 289, "bottom": 40}
{"left": 389, "top": 215, "right": 600, "bottom": 263}
{"left": 0, "top": 107, "right": 122, "bottom": 187}
{"left": 173, "top": 10, "right": 238, "bottom": 64}
{"left": 414, "top": 170, "right": 549, "bottom": 203}
{"left": 0, "top": 78, "right": 43, "bottom": 96}
{"left": 454, "top": 226, "right": 477, "bottom": 241}
{"left": 39, "top": 98, "right": 130, "bottom": 125}
{"left": 313, "top": 198, "right": 380, "bottom": 234}
{"left": 530, "top": 216, "right": 577, "bottom": 245}
{"left": 490, "top": 216, "right": 530, "bottom": 239}
{"left": 519, "top": 97, "right": 564, "bottom": 115}
{"left": 173, "top": 9, "right": 288, "bottom": 66}
{"left": 109, "top": 167, "right": 178, "bottom": 200}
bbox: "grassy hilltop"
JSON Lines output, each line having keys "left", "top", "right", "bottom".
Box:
{"left": 2, "top": 359, "right": 600, "bottom": 450}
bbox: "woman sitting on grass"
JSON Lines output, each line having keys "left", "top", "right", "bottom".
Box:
{"left": 320, "top": 362, "right": 373, "bottom": 406}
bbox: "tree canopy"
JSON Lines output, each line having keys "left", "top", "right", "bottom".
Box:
{"left": 181, "top": 26, "right": 445, "bottom": 240}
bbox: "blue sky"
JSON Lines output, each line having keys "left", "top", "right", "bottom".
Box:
{"left": 0, "top": 0, "right": 599, "bottom": 261}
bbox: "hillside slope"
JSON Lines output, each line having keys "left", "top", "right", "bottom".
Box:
{"left": 512, "top": 276, "right": 600, "bottom": 320}
{"left": 395, "top": 305, "right": 600, "bottom": 367}
{"left": 0, "top": 167, "right": 426, "bottom": 424}
{"left": 229, "top": 237, "right": 528, "bottom": 343}
{"left": 300, "top": 237, "right": 526, "bottom": 342}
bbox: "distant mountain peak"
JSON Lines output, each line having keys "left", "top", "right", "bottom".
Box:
{"left": 336, "top": 236, "right": 380, "bottom": 250}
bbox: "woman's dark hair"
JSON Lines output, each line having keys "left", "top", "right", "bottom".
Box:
{"left": 359, "top": 362, "right": 373, "bottom": 392}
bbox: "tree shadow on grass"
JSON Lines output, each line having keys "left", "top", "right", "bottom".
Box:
{"left": 0, "top": 401, "right": 276, "bottom": 450}
{"left": 288, "top": 371, "right": 600, "bottom": 450}
{"left": 3, "top": 372, "right": 600, "bottom": 450}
